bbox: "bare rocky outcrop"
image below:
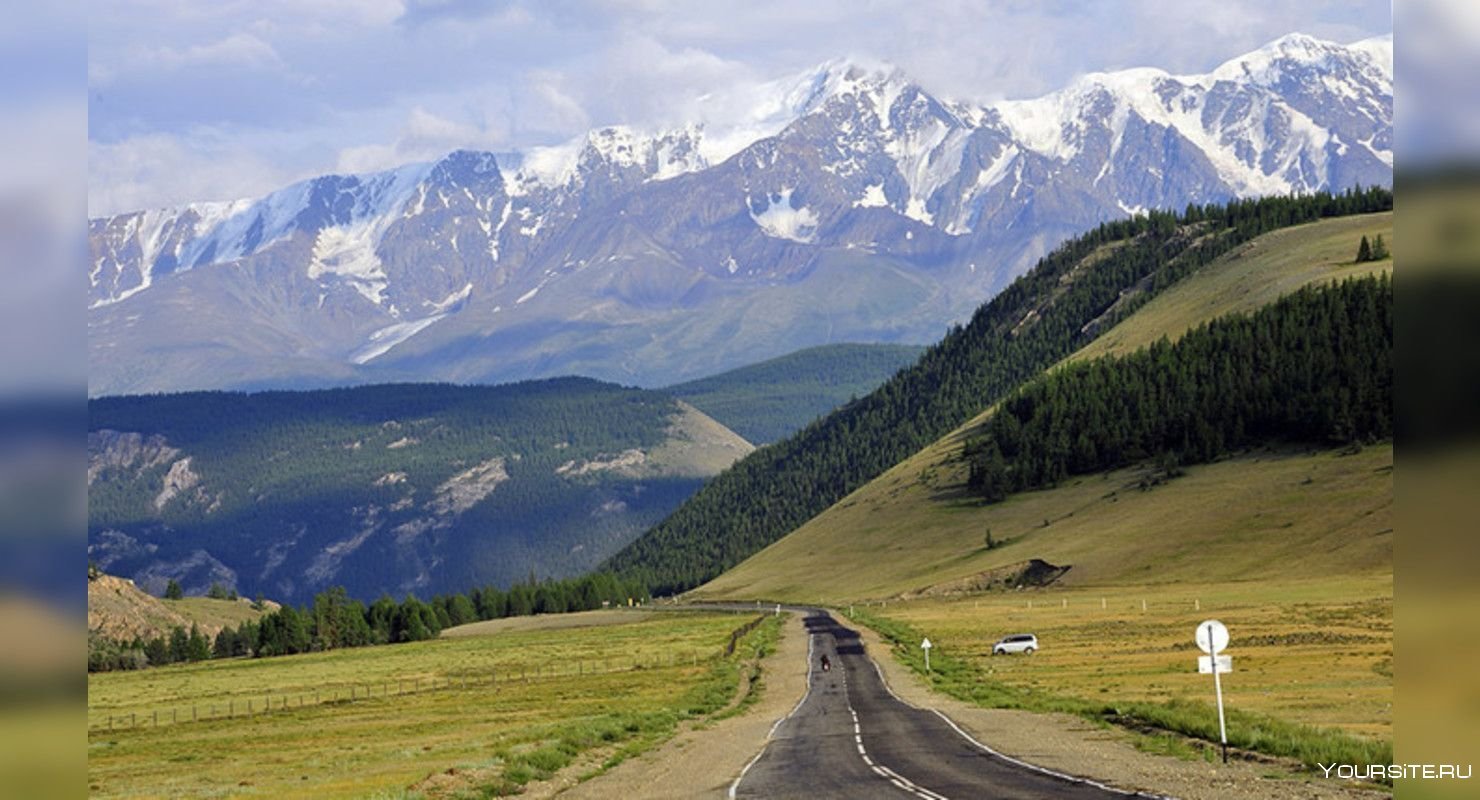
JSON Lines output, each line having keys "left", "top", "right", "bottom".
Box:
{"left": 904, "top": 558, "right": 1071, "bottom": 599}
{"left": 87, "top": 430, "right": 179, "bottom": 484}
{"left": 429, "top": 457, "right": 509, "bottom": 515}
{"left": 154, "top": 457, "right": 201, "bottom": 510}
{"left": 557, "top": 448, "right": 648, "bottom": 478}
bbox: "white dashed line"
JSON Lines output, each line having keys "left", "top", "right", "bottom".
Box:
{"left": 728, "top": 628, "right": 815, "bottom": 798}
{"left": 839, "top": 651, "right": 951, "bottom": 800}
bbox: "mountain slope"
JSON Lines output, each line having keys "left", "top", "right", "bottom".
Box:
{"left": 666, "top": 343, "right": 925, "bottom": 444}
{"left": 696, "top": 212, "right": 1393, "bottom": 602}
{"left": 601, "top": 189, "right": 1392, "bottom": 594}
{"left": 88, "top": 379, "right": 752, "bottom": 604}
{"left": 87, "top": 34, "right": 1391, "bottom": 395}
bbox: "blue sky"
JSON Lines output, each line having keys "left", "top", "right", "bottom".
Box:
{"left": 87, "top": 0, "right": 1393, "bottom": 216}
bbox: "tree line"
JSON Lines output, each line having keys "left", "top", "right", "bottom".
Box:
{"left": 602, "top": 187, "right": 1394, "bottom": 595}
{"left": 88, "top": 572, "right": 649, "bottom": 671}
{"left": 965, "top": 275, "right": 1391, "bottom": 498}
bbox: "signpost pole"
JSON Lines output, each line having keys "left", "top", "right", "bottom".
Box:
{"left": 921, "top": 638, "right": 932, "bottom": 674}
{"left": 1205, "top": 622, "right": 1229, "bottom": 764}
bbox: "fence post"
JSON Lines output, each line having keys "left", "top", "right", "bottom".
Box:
{"left": 153, "top": 710, "right": 158, "bottom": 727}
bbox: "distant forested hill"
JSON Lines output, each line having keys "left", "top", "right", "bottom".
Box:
{"left": 88, "top": 379, "right": 751, "bottom": 604}
{"left": 666, "top": 343, "right": 925, "bottom": 444}
{"left": 603, "top": 188, "right": 1394, "bottom": 594}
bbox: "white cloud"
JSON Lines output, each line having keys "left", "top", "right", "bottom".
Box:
{"left": 149, "top": 32, "right": 285, "bottom": 71}
{"left": 88, "top": 0, "right": 1393, "bottom": 215}
{"left": 89, "top": 132, "right": 307, "bottom": 216}
{"left": 336, "top": 107, "right": 507, "bottom": 174}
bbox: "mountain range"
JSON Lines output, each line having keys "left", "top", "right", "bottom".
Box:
{"left": 88, "top": 33, "right": 1391, "bottom": 396}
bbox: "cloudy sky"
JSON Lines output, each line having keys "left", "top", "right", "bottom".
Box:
{"left": 87, "top": 0, "right": 1392, "bottom": 217}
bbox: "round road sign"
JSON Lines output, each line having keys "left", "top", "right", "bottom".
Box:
{"left": 1195, "top": 619, "right": 1229, "bottom": 655}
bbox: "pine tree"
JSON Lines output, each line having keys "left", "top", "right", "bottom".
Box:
{"left": 1356, "top": 235, "right": 1372, "bottom": 263}
{"left": 1371, "top": 233, "right": 1389, "bottom": 260}
{"left": 187, "top": 624, "right": 212, "bottom": 661}
{"left": 164, "top": 579, "right": 184, "bottom": 600}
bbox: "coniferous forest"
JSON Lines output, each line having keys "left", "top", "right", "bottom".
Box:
{"left": 603, "top": 188, "right": 1394, "bottom": 595}
{"left": 965, "top": 275, "right": 1392, "bottom": 499}
{"left": 89, "top": 573, "right": 649, "bottom": 672}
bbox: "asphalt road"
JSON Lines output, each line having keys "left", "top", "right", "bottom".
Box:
{"left": 730, "top": 610, "right": 1153, "bottom": 800}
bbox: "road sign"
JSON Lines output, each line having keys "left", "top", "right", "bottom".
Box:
{"left": 1195, "top": 619, "right": 1229, "bottom": 654}
{"left": 1198, "top": 655, "right": 1233, "bottom": 674}
{"left": 1195, "top": 620, "right": 1231, "bottom": 763}
{"left": 921, "top": 638, "right": 932, "bottom": 673}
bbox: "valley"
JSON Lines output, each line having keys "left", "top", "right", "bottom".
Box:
{"left": 77, "top": 9, "right": 1410, "bottom": 800}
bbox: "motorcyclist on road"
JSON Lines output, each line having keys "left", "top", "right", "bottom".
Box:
{"left": 820, "top": 654, "right": 831, "bottom": 672}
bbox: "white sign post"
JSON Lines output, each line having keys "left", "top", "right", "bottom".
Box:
{"left": 921, "top": 638, "right": 932, "bottom": 674}
{"left": 1195, "top": 620, "right": 1231, "bottom": 763}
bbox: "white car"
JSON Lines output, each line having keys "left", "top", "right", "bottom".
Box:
{"left": 992, "top": 634, "right": 1038, "bottom": 655}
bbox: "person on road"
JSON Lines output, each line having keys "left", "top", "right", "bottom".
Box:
{"left": 820, "top": 654, "right": 831, "bottom": 672}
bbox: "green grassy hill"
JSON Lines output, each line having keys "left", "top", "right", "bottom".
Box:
{"left": 694, "top": 213, "right": 1395, "bottom": 771}
{"left": 604, "top": 191, "right": 1392, "bottom": 594}
{"left": 88, "top": 379, "right": 752, "bottom": 605}
{"left": 698, "top": 211, "right": 1393, "bottom": 603}
{"left": 666, "top": 343, "right": 925, "bottom": 444}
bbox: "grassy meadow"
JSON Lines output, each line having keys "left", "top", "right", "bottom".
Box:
{"left": 855, "top": 573, "right": 1392, "bottom": 771}
{"left": 88, "top": 610, "right": 778, "bottom": 798}
{"left": 1070, "top": 211, "right": 1392, "bottom": 364}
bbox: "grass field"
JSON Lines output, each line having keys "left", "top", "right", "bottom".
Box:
{"left": 855, "top": 575, "right": 1392, "bottom": 772}
{"left": 88, "top": 610, "right": 777, "bottom": 798}
{"left": 440, "top": 608, "right": 656, "bottom": 637}
{"left": 862, "top": 575, "right": 1391, "bottom": 736}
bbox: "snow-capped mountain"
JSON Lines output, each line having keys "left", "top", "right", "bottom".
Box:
{"left": 88, "top": 33, "right": 1391, "bottom": 395}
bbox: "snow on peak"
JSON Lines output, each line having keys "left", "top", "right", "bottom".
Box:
{"left": 748, "top": 187, "right": 819, "bottom": 243}
{"left": 502, "top": 123, "right": 710, "bottom": 194}
{"left": 1208, "top": 32, "right": 1350, "bottom": 85}
{"left": 583, "top": 126, "right": 648, "bottom": 169}
{"left": 1348, "top": 34, "right": 1393, "bottom": 78}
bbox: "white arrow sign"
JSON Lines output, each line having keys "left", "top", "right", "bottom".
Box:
{"left": 921, "top": 638, "right": 932, "bottom": 673}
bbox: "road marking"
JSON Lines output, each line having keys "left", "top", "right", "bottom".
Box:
{"left": 866, "top": 659, "right": 1170, "bottom": 799}
{"left": 728, "top": 626, "right": 815, "bottom": 799}
{"left": 836, "top": 639, "right": 951, "bottom": 800}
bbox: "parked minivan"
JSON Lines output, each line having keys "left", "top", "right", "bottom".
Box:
{"left": 992, "top": 634, "right": 1038, "bottom": 655}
